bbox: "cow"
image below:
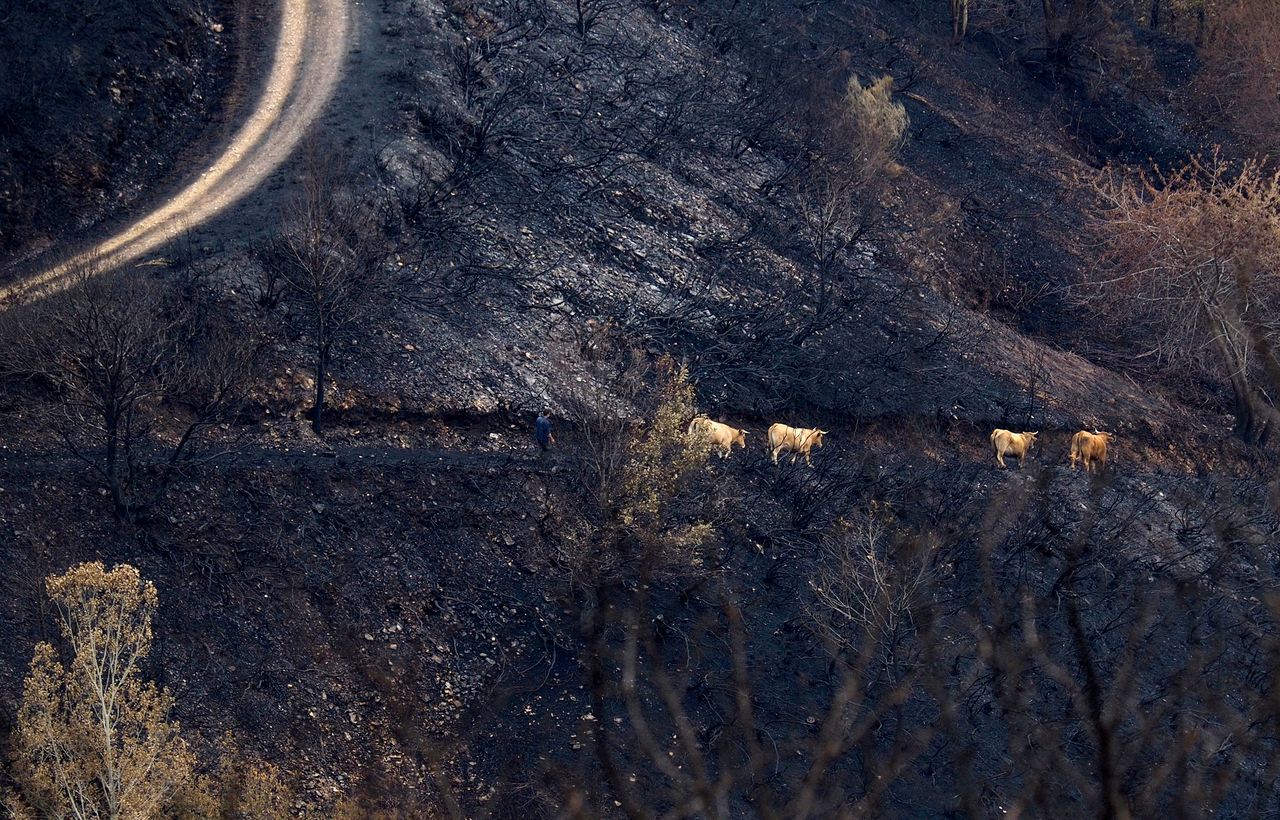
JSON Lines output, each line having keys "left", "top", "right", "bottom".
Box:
{"left": 990, "top": 429, "right": 1038, "bottom": 469}
{"left": 767, "top": 423, "right": 828, "bottom": 466}
{"left": 1069, "top": 431, "right": 1113, "bottom": 474}
{"left": 687, "top": 416, "right": 748, "bottom": 458}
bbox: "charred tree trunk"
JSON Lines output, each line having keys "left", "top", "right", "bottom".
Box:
{"left": 1210, "top": 308, "right": 1271, "bottom": 446}
{"left": 951, "top": 0, "right": 969, "bottom": 43}
{"left": 103, "top": 409, "right": 129, "bottom": 520}
{"left": 1042, "top": 0, "right": 1068, "bottom": 64}
{"left": 1231, "top": 382, "right": 1271, "bottom": 447}
{"left": 313, "top": 335, "right": 330, "bottom": 435}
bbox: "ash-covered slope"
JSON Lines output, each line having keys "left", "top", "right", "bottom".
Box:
{"left": 215, "top": 0, "right": 1216, "bottom": 445}
{"left": 4, "top": 0, "right": 1280, "bottom": 815}
{"left": 0, "top": 0, "right": 241, "bottom": 259}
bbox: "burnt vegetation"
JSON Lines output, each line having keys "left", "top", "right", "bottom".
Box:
{"left": 6, "top": 0, "right": 1280, "bottom": 815}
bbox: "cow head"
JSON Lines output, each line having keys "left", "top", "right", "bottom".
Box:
{"left": 1027, "top": 431, "right": 1039, "bottom": 446}
{"left": 733, "top": 429, "right": 747, "bottom": 448}
{"left": 813, "top": 429, "right": 828, "bottom": 448}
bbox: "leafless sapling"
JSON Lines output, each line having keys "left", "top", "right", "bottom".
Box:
{"left": 272, "top": 159, "right": 401, "bottom": 435}
{"left": 0, "top": 261, "right": 254, "bottom": 522}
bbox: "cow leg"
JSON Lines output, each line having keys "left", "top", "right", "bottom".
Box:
{"left": 996, "top": 452, "right": 1005, "bottom": 468}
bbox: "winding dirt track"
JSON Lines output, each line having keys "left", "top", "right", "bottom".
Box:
{"left": 0, "top": 0, "right": 350, "bottom": 305}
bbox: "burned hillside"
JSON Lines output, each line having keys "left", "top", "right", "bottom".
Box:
{"left": 5, "top": 0, "right": 1280, "bottom": 816}
{"left": 0, "top": 0, "right": 250, "bottom": 260}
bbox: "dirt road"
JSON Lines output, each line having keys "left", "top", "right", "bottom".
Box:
{"left": 0, "top": 0, "right": 350, "bottom": 305}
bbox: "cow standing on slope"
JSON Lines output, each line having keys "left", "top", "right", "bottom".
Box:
{"left": 990, "top": 429, "right": 1037, "bottom": 469}
{"left": 1069, "top": 430, "right": 1113, "bottom": 473}
{"left": 687, "top": 416, "right": 748, "bottom": 458}
{"left": 767, "top": 423, "right": 828, "bottom": 466}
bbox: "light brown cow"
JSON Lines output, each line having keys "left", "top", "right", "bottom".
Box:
{"left": 768, "top": 423, "right": 828, "bottom": 466}
{"left": 687, "top": 416, "right": 748, "bottom": 458}
{"left": 1069, "top": 431, "right": 1113, "bottom": 473}
{"left": 990, "top": 429, "right": 1038, "bottom": 469}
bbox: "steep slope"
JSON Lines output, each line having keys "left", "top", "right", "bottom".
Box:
{"left": 214, "top": 0, "right": 1215, "bottom": 442}
{"left": 0, "top": 0, "right": 246, "bottom": 261}
{"left": 3, "top": 0, "right": 1280, "bottom": 815}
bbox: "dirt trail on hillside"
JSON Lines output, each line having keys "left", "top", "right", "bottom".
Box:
{"left": 0, "top": 0, "right": 350, "bottom": 305}
{"left": 0, "top": 446, "right": 562, "bottom": 476}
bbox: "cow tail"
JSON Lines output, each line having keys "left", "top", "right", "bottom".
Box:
{"left": 989, "top": 430, "right": 997, "bottom": 445}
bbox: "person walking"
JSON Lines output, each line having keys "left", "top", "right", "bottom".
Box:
{"left": 535, "top": 410, "right": 554, "bottom": 453}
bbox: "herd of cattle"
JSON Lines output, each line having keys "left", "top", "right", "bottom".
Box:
{"left": 686, "top": 416, "right": 1114, "bottom": 472}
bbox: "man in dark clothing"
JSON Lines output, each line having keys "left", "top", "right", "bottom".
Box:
{"left": 535, "top": 410, "right": 554, "bottom": 452}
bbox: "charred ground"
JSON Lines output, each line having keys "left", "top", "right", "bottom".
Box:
{"left": 0, "top": 0, "right": 255, "bottom": 262}
{"left": 3, "top": 0, "right": 1280, "bottom": 816}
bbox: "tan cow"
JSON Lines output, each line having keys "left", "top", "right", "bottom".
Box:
{"left": 687, "top": 416, "right": 748, "bottom": 458}
{"left": 990, "top": 429, "right": 1038, "bottom": 469}
{"left": 1069, "top": 431, "right": 1113, "bottom": 473}
{"left": 767, "top": 423, "right": 828, "bottom": 466}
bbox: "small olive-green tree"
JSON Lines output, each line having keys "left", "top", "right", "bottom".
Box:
{"left": 791, "top": 74, "right": 907, "bottom": 342}
{"left": 797, "top": 74, "right": 908, "bottom": 273}
{"left": 555, "top": 355, "right": 715, "bottom": 588}
{"left": 10, "top": 562, "right": 196, "bottom": 820}
{"left": 617, "top": 359, "right": 714, "bottom": 546}
{"left": 834, "top": 75, "right": 909, "bottom": 180}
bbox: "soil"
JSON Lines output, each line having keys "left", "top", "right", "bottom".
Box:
{"left": 0, "top": 0, "right": 351, "bottom": 301}
{"left": 3, "top": 0, "right": 1280, "bottom": 814}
